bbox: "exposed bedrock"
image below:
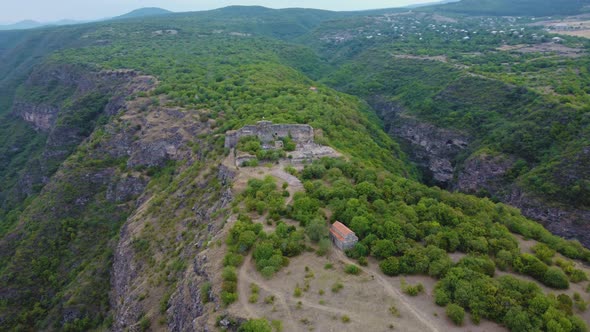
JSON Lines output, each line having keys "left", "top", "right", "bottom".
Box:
{"left": 372, "top": 99, "right": 590, "bottom": 247}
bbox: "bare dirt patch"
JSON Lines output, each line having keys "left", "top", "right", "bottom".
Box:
{"left": 392, "top": 54, "right": 449, "bottom": 63}
{"left": 431, "top": 14, "right": 458, "bottom": 23}
{"left": 232, "top": 251, "right": 437, "bottom": 332}
{"left": 229, "top": 242, "right": 508, "bottom": 332}
{"left": 531, "top": 18, "right": 590, "bottom": 39}
{"left": 554, "top": 30, "right": 590, "bottom": 38}
{"left": 497, "top": 42, "right": 585, "bottom": 57}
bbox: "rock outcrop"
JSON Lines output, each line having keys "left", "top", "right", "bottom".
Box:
{"left": 373, "top": 99, "right": 468, "bottom": 187}
{"left": 102, "top": 95, "right": 232, "bottom": 331}
{"left": 3, "top": 65, "right": 155, "bottom": 207}
{"left": 373, "top": 99, "right": 590, "bottom": 247}
{"left": 455, "top": 153, "right": 515, "bottom": 195}
{"left": 11, "top": 101, "right": 59, "bottom": 131}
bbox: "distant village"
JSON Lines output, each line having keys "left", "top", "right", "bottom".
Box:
{"left": 318, "top": 11, "right": 575, "bottom": 45}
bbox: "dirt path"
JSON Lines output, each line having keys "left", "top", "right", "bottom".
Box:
{"left": 237, "top": 257, "right": 258, "bottom": 319}
{"left": 333, "top": 250, "right": 441, "bottom": 332}
{"left": 239, "top": 254, "right": 387, "bottom": 329}
{"left": 238, "top": 250, "right": 440, "bottom": 331}
{"left": 239, "top": 255, "right": 298, "bottom": 330}
{"left": 270, "top": 167, "right": 303, "bottom": 205}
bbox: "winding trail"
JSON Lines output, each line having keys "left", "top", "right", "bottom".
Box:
{"left": 238, "top": 251, "right": 440, "bottom": 332}
{"left": 333, "top": 250, "right": 441, "bottom": 332}
{"left": 238, "top": 254, "right": 379, "bottom": 329}
{"left": 270, "top": 167, "right": 303, "bottom": 205}
{"left": 238, "top": 255, "right": 298, "bottom": 330}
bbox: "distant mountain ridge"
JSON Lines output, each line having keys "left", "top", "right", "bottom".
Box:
{"left": 114, "top": 7, "right": 172, "bottom": 20}
{"left": 0, "top": 7, "right": 172, "bottom": 31}
{"left": 0, "top": 20, "right": 44, "bottom": 31}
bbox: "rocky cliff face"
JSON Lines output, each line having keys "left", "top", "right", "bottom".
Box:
{"left": 373, "top": 99, "right": 469, "bottom": 187}
{"left": 3, "top": 64, "right": 155, "bottom": 207}
{"left": 98, "top": 97, "right": 235, "bottom": 331}
{"left": 455, "top": 153, "right": 515, "bottom": 196}
{"left": 11, "top": 101, "right": 59, "bottom": 131}
{"left": 0, "top": 62, "right": 238, "bottom": 330}
{"left": 373, "top": 99, "right": 590, "bottom": 247}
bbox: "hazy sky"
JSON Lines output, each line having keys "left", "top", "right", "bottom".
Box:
{"left": 1, "top": 0, "right": 429, "bottom": 24}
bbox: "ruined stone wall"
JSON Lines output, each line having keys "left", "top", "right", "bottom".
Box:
{"left": 224, "top": 121, "right": 314, "bottom": 149}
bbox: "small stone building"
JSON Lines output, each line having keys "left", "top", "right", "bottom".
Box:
{"left": 329, "top": 221, "right": 358, "bottom": 250}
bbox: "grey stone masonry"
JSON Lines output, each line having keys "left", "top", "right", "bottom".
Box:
{"left": 224, "top": 121, "right": 314, "bottom": 149}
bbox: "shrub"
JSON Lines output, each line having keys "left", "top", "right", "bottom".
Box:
{"left": 446, "top": 304, "right": 465, "bottom": 326}
{"left": 457, "top": 255, "right": 496, "bottom": 277}
{"left": 514, "top": 253, "right": 548, "bottom": 281}
{"left": 250, "top": 283, "right": 259, "bottom": 294}
{"left": 305, "top": 218, "right": 328, "bottom": 242}
{"left": 571, "top": 269, "right": 588, "bottom": 283}
{"left": 428, "top": 257, "right": 452, "bottom": 278}
{"left": 358, "top": 256, "right": 368, "bottom": 266}
{"left": 221, "top": 292, "right": 238, "bottom": 306}
{"left": 558, "top": 294, "right": 574, "bottom": 315}
{"left": 260, "top": 266, "right": 276, "bottom": 279}
{"left": 389, "top": 305, "right": 400, "bottom": 317}
{"left": 222, "top": 267, "right": 237, "bottom": 282}
{"left": 271, "top": 320, "right": 283, "bottom": 332}
{"left": 544, "top": 267, "right": 570, "bottom": 289}
{"left": 402, "top": 282, "right": 425, "bottom": 296}
{"left": 434, "top": 287, "right": 450, "bottom": 306}
{"left": 341, "top": 315, "right": 350, "bottom": 323}
{"left": 331, "top": 282, "right": 344, "bottom": 293}
{"left": 574, "top": 293, "right": 588, "bottom": 312}
{"left": 238, "top": 318, "right": 272, "bottom": 332}
{"left": 139, "top": 315, "right": 151, "bottom": 332}
{"left": 317, "top": 238, "right": 331, "bottom": 256}
{"left": 371, "top": 240, "right": 397, "bottom": 259}
{"left": 380, "top": 257, "right": 400, "bottom": 276}
{"left": 223, "top": 253, "right": 244, "bottom": 267}
{"left": 532, "top": 243, "right": 555, "bottom": 265}
{"left": 495, "top": 249, "right": 513, "bottom": 271}
{"left": 344, "top": 264, "right": 361, "bottom": 275}
{"left": 294, "top": 285, "right": 302, "bottom": 297}
{"left": 200, "top": 282, "right": 212, "bottom": 304}
{"left": 284, "top": 166, "right": 297, "bottom": 175}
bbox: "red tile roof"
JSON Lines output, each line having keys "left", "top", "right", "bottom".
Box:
{"left": 330, "top": 228, "right": 345, "bottom": 241}
{"left": 331, "top": 221, "right": 354, "bottom": 239}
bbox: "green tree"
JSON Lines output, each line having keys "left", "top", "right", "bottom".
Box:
{"left": 380, "top": 257, "right": 400, "bottom": 276}
{"left": 446, "top": 304, "right": 465, "bottom": 326}
{"left": 305, "top": 218, "right": 328, "bottom": 242}
{"left": 371, "top": 240, "right": 397, "bottom": 260}
{"left": 503, "top": 307, "right": 534, "bottom": 332}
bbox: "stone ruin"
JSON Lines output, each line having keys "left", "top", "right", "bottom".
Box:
{"left": 224, "top": 121, "right": 339, "bottom": 166}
